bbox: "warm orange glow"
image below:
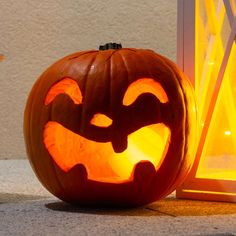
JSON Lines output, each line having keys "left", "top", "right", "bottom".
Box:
{"left": 90, "top": 113, "right": 113, "bottom": 127}
{"left": 110, "top": 124, "right": 170, "bottom": 179}
{"left": 123, "top": 78, "right": 169, "bottom": 106}
{"left": 196, "top": 41, "right": 236, "bottom": 181}
{"left": 45, "top": 78, "right": 83, "bottom": 105}
{"left": 177, "top": 0, "right": 236, "bottom": 201}
{"left": 204, "top": 0, "right": 223, "bottom": 35}
{"left": 182, "top": 189, "right": 236, "bottom": 197}
{"left": 196, "top": 170, "right": 236, "bottom": 181}
{"left": 43, "top": 77, "right": 171, "bottom": 183}
{"left": 44, "top": 121, "right": 170, "bottom": 182}
{"left": 196, "top": 0, "right": 225, "bottom": 128}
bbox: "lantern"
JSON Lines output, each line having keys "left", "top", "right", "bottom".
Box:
{"left": 177, "top": 0, "right": 236, "bottom": 202}
{"left": 24, "top": 43, "right": 196, "bottom": 206}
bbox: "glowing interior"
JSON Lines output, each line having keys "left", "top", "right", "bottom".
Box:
{"left": 44, "top": 77, "right": 171, "bottom": 182}
{"left": 194, "top": 0, "right": 236, "bottom": 181}
{"left": 90, "top": 114, "right": 113, "bottom": 127}
{"left": 45, "top": 78, "right": 82, "bottom": 105}
{"left": 44, "top": 122, "right": 170, "bottom": 182}
{"left": 123, "top": 78, "right": 169, "bottom": 105}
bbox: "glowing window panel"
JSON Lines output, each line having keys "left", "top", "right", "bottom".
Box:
{"left": 177, "top": 0, "right": 236, "bottom": 202}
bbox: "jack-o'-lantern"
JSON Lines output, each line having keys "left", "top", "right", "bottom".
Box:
{"left": 24, "top": 43, "right": 196, "bottom": 207}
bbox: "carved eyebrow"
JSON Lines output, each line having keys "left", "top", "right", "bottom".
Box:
{"left": 123, "top": 78, "right": 169, "bottom": 106}
{"left": 45, "top": 78, "right": 83, "bottom": 105}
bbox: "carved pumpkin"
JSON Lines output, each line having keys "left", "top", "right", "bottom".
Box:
{"left": 24, "top": 43, "right": 196, "bottom": 206}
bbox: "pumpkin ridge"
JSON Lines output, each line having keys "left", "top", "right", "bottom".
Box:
{"left": 132, "top": 50, "right": 162, "bottom": 203}
{"left": 80, "top": 52, "right": 99, "bottom": 131}
{"left": 42, "top": 52, "right": 98, "bottom": 198}
{"left": 164, "top": 74, "right": 188, "bottom": 196}
{"left": 29, "top": 82, "right": 68, "bottom": 198}
{"left": 116, "top": 49, "right": 133, "bottom": 87}
{"left": 135, "top": 50, "right": 186, "bottom": 201}
{"left": 108, "top": 50, "right": 113, "bottom": 115}
{"left": 133, "top": 50, "right": 171, "bottom": 203}
{"left": 157, "top": 55, "right": 187, "bottom": 197}
{"left": 29, "top": 74, "right": 67, "bottom": 196}
{"left": 160, "top": 66, "right": 187, "bottom": 198}
{"left": 136, "top": 49, "right": 155, "bottom": 79}
{"left": 152, "top": 54, "right": 193, "bottom": 199}
{"left": 41, "top": 93, "right": 72, "bottom": 199}
{"left": 104, "top": 49, "right": 119, "bottom": 62}
{"left": 59, "top": 51, "right": 98, "bottom": 79}
{"left": 109, "top": 50, "right": 130, "bottom": 152}
{"left": 122, "top": 48, "right": 137, "bottom": 53}
{"left": 68, "top": 50, "right": 97, "bottom": 61}
{"left": 114, "top": 49, "right": 131, "bottom": 98}
{"left": 161, "top": 60, "right": 196, "bottom": 193}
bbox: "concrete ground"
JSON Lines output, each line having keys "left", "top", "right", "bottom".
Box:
{"left": 0, "top": 160, "right": 236, "bottom": 236}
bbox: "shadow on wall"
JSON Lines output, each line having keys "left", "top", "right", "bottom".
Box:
{"left": 45, "top": 196, "right": 236, "bottom": 217}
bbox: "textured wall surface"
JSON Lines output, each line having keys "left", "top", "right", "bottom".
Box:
{"left": 0, "top": 0, "right": 177, "bottom": 159}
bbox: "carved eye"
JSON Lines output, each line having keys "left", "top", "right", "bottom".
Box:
{"left": 90, "top": 113, "right": 113, "bottom": 127}
{"left": 123, "top": 78, "right": 169, "bottom": 106}
{"left": 45, "top": 78, "right": 82, "bottom": 105}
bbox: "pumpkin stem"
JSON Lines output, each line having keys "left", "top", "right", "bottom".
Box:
{"left": 99, "top": 43, "right": 122, "bottom": 50}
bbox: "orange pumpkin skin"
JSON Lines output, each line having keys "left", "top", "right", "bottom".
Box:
{"left": 24, "top": 45, "right": 196, "bottom": 207}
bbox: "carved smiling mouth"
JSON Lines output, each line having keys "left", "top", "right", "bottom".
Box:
{"left": 43, "top": 78, "right": 171, "bottom": 183}
{"left": 44, "top": 121, "right": 170, "bottom": 182}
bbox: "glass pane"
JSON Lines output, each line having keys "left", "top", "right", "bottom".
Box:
{"left": 196, "top": 0, "right": 227, "bottom": 134}
{"left": 195, "top": 0, "right": 236, "bottom": 181}
{"left": 196, "top": 42, "right": 236, "bottom": 180}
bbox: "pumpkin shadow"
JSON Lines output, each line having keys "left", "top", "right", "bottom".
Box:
{"left": 0, "top": 192, "right": 48, "bottom": 204}
{"left": 45, "top": 196, "right": 236, "bottom": 217}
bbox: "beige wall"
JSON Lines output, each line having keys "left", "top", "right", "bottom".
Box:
{"left": 0, "top": 0, "right": 177, "bottom": 159}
